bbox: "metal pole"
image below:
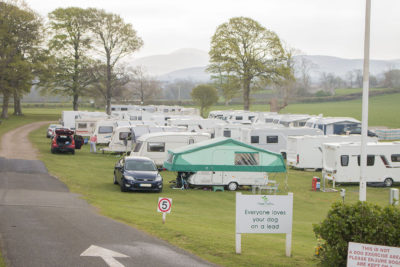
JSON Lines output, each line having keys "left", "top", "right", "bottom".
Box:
{"left": 360, "top": 0, "right": 371, "bottom": 201}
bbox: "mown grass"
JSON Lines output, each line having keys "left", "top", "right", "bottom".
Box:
{"left": 29, "top": 124, "right": 399, "bottom": 266}
{"left": 334, "top": 88, "right": 382, "bottom": 96}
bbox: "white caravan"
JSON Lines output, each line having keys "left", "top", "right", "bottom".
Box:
{"left": 226, "top": 111, "right": 259, "bottom": 124}
{"left": 287, "top": 135, "right": 378, "bottom": 170}
{"left": 93, "top": 119, "right": 115, "bottom": 144}
{"left": 306, "top": 117, "right": 360, "bottom": 135}
{"left": 102, "top": 125, "right": 187, "bottom": 153}
{"left": 241, "top": 126, "right": 323, "bottom": 157}
{"left": 322, "top": 142, "right": 400, "bottom": 186}
{"left": 214, "top": 123, "right": 252, "bottom": 141}
{"left": 167, "top": 118, "right": 223, "bottom": 134}
{"left": 131, "top": 132, "right": 211, "bottom": 166}
{"left": 75, "top": 117, "right": 104, "bottom": 137}
{"left": 63, "top": 111, "right": 107, "bottom": 131}
{"left": 186, "top": 171, "right": 268, "bottom": 191}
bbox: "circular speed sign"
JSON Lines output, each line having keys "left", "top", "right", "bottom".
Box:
{"left": 157, "top": 198, "right": 172, "bottom": 213}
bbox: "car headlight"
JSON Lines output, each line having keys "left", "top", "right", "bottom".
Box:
{"left": 124, "top": 175, "right": 135, "bottom": 181}
{"left": 155, "top": 174, "right": 162, "bottom": 181}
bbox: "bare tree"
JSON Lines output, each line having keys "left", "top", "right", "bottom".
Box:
{"left": 125, "top": 66, "right": 161, "bottom": 103}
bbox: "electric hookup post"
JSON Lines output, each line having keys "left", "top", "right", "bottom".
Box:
{"left": 157, "top": 197, "right": 172, "bottom": 224}
{"left": 235, "top": 192, "right": 294, "bottom": 256}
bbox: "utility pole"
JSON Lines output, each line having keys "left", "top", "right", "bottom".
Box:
{"left": 359, "top": 0, "right": 371, "bottom": 201}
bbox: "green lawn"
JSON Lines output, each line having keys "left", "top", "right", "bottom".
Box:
{"left": 334, "top": 88, "right": 382, "bottom": 96}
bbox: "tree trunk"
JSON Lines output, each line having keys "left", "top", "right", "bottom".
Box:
{"left": 1, "top": 92, "right": 10, "bottom": 119}
{"left": 73, "top": 94, "right": 79, "bottom": 111}
{"left": 13, "top": 90, "right": 22, "bottom": 116}
{"left": 106, "top": 53, "right": 112, "bottom": 115}
{"left": 243, "top": 78, "right": 251, "bottom": 111}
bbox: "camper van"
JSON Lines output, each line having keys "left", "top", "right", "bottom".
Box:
{"left": 131, "top": 132, "right": 211, "bottom": 166}
{"left": 322, "top": 142, "right": 400, "bottom": 186}
{"left": 287, "top": 135, "right": 378, "bottom": 170}
{"left": 241, "top": 127, "right": 323, "bottom": 157}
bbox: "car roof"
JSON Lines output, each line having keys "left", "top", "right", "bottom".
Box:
{"left": 124, "top": 156, "right": 154, "bottom": 162}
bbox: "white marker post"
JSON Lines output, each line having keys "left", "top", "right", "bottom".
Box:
{"left": 236, "top": 192, "right": 293, "bottom": 256}
{"left": 157, "top": 197, "right": 172, "bottom": 224}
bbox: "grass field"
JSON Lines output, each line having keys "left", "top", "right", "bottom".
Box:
{"left": 0, "top": 93, "right": 399, "bottom": 266}
{"left": 209, "top": 93, "right": 400, "bottom": 128}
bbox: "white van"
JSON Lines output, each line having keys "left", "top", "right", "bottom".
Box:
{"left": 131, "top": 132, "right": 211, "bottom": 166}
{"left": 287, "top": 135, "right": 378, "bottom": 170}
{"left": 186, "top": 171, "right": 268, "bottom": 191}
{"left": 322, "top": 142, "right": 400, "bottom": 186}
{"left": 241, "top": 126, "right": 323, "bottom": 157}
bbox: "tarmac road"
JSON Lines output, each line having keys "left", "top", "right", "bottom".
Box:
{"left": 0, "top": 123, "right": 213, "bottom": 267}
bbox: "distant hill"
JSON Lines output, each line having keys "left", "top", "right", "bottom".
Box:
{"left": 129, "top": 48, "right": 209, "bottom": 76}
{"left": 127, "top": 48, "right": 400, "bottom": 82}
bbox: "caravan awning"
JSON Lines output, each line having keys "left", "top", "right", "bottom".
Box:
{"left": 163, "top": 137, "right": 286, "bottom": 172}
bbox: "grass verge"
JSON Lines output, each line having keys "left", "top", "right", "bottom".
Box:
{"left": 30, "top": 122, "right": 399, "bottom": 266}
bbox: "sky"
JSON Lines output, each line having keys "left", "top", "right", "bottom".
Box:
{"left": 23, "top": 0, "right": 400, "bottom": 60}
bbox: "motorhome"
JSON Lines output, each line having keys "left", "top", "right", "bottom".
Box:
{"left": 131, "top": 132, "right": 211, "bottom": 166}
{"left": 322, "top": 142, "right": 400, "bottom": 186}
{"left": 241, "top": 126, "right": 323, "bottom": 157}
{"left": 287, "top": 135, "right": 378, "bottom": 170}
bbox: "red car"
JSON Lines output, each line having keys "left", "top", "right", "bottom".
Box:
{"left": 51, "top": 128, "right": 77, "bottom": 154}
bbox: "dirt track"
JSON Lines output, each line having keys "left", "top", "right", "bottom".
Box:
{"left": 0, "top": 121, "right": 52, "bottom": 160}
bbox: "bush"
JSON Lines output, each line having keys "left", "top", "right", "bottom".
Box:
{"left": 313, "top": 201, "right": 400, "bottom": 266}
{"left": 315, "top": 90, "right": 332, "bottom": 97}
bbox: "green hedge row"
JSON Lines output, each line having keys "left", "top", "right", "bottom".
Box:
{"left": 313, "top": 201, "right": 400, "bottom": 266}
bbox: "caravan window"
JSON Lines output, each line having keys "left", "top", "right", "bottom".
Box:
{"left": 265, "top": 118, "right": 273, "bottom": 123}
{"left": 249, "top": 116, "right": 255, "bottom": 121}
{"left": 119, "top": 132, "right": 131, "bottom": 141}
{"left": 391, "top": 154, "right": 400, "bottom": 162}
{"left": 130, "top": 116, "right": 138, "bottom": 120}
{"left": 138, "top": 116, "right": 142, "bottom": 121}
{"left": 266, "top": 136, "right": 278, "bottom": 143}
{"left": 235, "top": 153, "right": 259, "bottom": 165}
{"left": 357, "top": 155, "right": 375, "bottom": 166}
{"left": 235, "top": 116, "right": 243, "bottom": 120}
{"left": 133, "top": 142, "right": 142, "bottom": 152}
{"left": 78, "top": 123, "right": 87, "bottom": 129}
{"left": 121, "top": 108, "right": 128, "bottom": 111}
{"left": 98, "top": 126, "right": 113, "bottom": 134}
{"left": 251, "top": 136, "right": 259, "bottom": 144}
{"left": 340, "top": 155, "right": 349, "bottom": 166}
{"left": 148, "top": 142, "right": 165, "bottom": 152}
{"left": 223, "top": 130, "right": 231, "bottom": 137}
{"left": 188, "top": 138, "right": 194, "bottom": 144}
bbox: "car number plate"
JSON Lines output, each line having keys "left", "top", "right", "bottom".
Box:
{"left": 140, "top": 184, "right": 152, "bottom": 187}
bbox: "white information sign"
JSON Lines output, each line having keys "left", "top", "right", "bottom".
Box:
{"left": 347, "top": 242, "right": 400, "bottom": 267}
{"left": 235, "top": 192, "right": 293, "bottom": 256}
{"left": 236, "top": 193, "right": 293, "bottom": 234}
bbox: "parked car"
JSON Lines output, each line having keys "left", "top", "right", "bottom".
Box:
{"left": 51, "top": 128, "right": 75, "bottom": 154}
{"left": 47, "top": 124, "right": 63, "bottom": 138}
{"left": 113, "top": 156, "right": 163, "bottom": 192}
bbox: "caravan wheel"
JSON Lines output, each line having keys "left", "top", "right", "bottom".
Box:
{"left": 227, "top": 182, "right": 238, "bottom": 191}
{"left": 384, "top": 178, "right": 393, "bottom": 187}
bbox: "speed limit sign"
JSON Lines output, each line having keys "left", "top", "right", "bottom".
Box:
{"left": 157, "top": 197, "right": 172, "bottom": 213}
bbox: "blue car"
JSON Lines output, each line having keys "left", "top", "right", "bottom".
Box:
{"left": 114, "top": 156, "right": 163, "bottom": 193}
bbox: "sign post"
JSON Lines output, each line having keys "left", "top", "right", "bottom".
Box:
{"left": 157, "top": 197, "right": 172, "bottom": 224}
{"left": 235, "top": 192, "right": 293, "bottom": 256}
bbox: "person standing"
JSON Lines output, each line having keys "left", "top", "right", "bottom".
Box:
{"left": 89, "top": 134, "right": 97, "bottom": 153}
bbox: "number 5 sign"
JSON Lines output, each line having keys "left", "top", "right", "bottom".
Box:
{"left": 157, "top": 197, "right": 172, "bottom": 224}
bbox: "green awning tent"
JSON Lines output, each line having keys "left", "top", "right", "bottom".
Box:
{"left": 163, "top": 137, "right": 286, "bottom": 172}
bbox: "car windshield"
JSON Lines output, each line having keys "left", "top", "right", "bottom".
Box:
{"left": 125, "top": 159, "right": 157, "bottom": 171}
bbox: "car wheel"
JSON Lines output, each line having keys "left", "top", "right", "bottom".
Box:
{"left": 384, "top": 178, "right": 393, "bottom": 187}
{"left": 113, "top": 173, "right": 118, "bottom": 185}
{"left": 51, "top": 148, "right": 55, "bottom": 154}
{"left": 120, "top": 183, "right": 128, "bottom": 192}
{"left": 227, "top": 182, "right": 238, "bottom": 191}
{"left": 71, "top": 150, "right": 75, "bottom": 155}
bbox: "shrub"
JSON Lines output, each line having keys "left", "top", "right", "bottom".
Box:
{"left": 313, "top": 201, "right": 400, "bottom": 266}
{"left": 314, "top": 90, "right": 332, "bottom": 97}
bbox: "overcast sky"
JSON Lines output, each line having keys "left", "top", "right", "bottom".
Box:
{"left": 24, "top": 0, "right": 400, "bottom": 60}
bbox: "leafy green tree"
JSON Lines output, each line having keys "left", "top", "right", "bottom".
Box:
{"left": 209, "top": 63, "right": 240, "bottom": 105}
{"left": 0, "top": 1, "right": 44, "bottom": 118}
{"left": 45, "top": 7, "right": 94, "bottom": 111}
{"left": 208, "top": 17, "right": 287, "bottom": 110}
{"left": 88, "top": 8, "right": 143, "bottom": 114}
{"left": 191, "top": 84, "right": 218, "bottom": 117}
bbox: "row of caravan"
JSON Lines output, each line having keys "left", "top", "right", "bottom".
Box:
{"left": 286, "top": 135, "right": 400, "bottom": 186}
